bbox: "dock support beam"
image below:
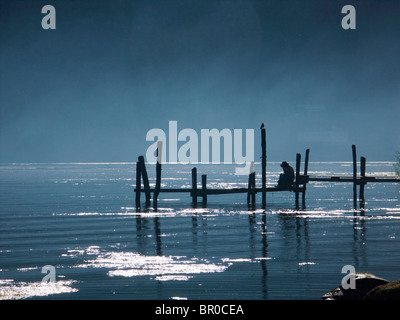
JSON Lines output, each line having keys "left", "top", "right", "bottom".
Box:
{"left": 247, "top": 171, "right": 256, "bottom": 210}
{"left": 247, "top": 172, "right": 251, "bottom": 208}
{"left": 352, "top": 144, "right": 358, "bottom": 209}
{"left": 304, "top": 149, "right": 310, "bottom": 176}
{"left": 360, "top": 156, "right": 366, "bottom": 209}
{"left": 302, "top": 149, "right": 310, "bottom": 210}
{"left": 251, "top": 172, "right": 256, "bottom": 209}
{"left": 294, "top": 150, "right": 309, "bottom": 210}
{"left": 138, "top": 156, "right": 151, "bottom": 208}
{"left": 153, "top": 141, "right": 162, "bottom": 211}
{"left": 295, "top": 153, "right": 301, "bottom": 210}
{"left": 135, "top": 160, "right": 142, "bottom": 211}
{"left": 261, "top": 126, "right": 267, "bottom": 209}
{"left": 202, "top": 174, "right": 207, "bottom": 208}
{"left": 191, "top": 167, "right": 198, "bottom": 208}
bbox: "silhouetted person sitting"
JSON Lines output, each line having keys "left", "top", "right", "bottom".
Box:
{"left": 277, "top": 161, "right": 294, "bottom": 189}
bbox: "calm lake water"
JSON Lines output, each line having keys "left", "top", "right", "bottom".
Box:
{"left": 1, "top": 162, "right": 399, "bottom": 300}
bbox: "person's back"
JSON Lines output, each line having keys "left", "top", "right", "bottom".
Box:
{"left": 284, "top": 165, "right": 294, "bottom": 182}
{"left": 277, "top": 161, "right": 294, "bottom": 188}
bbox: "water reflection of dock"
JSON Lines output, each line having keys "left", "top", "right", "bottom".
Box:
{"left": 132, "top": 206, "right": 373, "bottom": 299}
{"left": 134, "top": 211, "right": 269, "bottom": 299}
{"left": 353, "top": 212, "right": 367, "bottom": 270}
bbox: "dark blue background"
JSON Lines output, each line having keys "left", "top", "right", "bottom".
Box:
{"left": 1, "top": 0, "right": 399, "bottom": 162}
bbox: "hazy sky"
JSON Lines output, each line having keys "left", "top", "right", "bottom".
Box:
{"left": 1, "top": 0, "right": 399, "bottom": 163}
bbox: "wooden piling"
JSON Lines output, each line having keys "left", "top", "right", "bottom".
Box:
{"left": 135, "top": 160, "right": 142, "bottom": 210}
{"left": 247, "top": 162, "right": 255, "bottom": 210}
{"left": 192, "top": 167, "right": 198, "bottom": 208}
{"left": 295, "top": 153, "right": 301, "bottom": 210}
{"left": 302, "top": 149, "right": 310, "bottom": 210}
{"left": 251, "top": 161, "right": 255, "bottom": 209}
{"left": 360, "top": 156, "right": 366, "bottom": 208}
{"left": 153, "top": 142, "right": 163, "bottom": 210}
{"left": 133, "top": 137, "right": 400, "bottom": 211}
{"left": 261, "top": 126, "right": 267, "bottom": 209}
{"left": 352, "top": 144, "right": 357, "bottom": 209}
{"left": 154, "top": 162, "right": 162, "bottom": 210}
{"left": 247, "top": 171, "right": 256, "bottom": 210}
{"left": 138, "top": 156, "right": 151, "bottom": 207}
{"left": 251, "top": 172, "right": 256, "bottom": 210}
{"left": 202, "top": 174, "right": 207, "bottom": 208}
{"left": 304, "top": 149, "right": 310, "bottom": 175}
{"left": 247, "top": 172, "right": 251, "bottom": 207}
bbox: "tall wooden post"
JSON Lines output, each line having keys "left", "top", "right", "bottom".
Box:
{"left": 295, "top": 153, "right": 301, "bottom": 210}
{"left": 251, "top": 172, "right": 256, "bottom": 210}
{"left": 261, "top": 126, "right": 267, "bottom": 209}
{"left": 135, "top": 160, "right": 142, "bottom": 210}
{"left": 304, "top": 149, "right": 310, "bottom": 176}
{"left": 192, "top": 167, "right": 198, "bottom": 208}
{"left": 352, "top": 144, "right": 358, "bottom": 209}
{"left": 247, "top": 172, "right": 252, "bottom": 208}
{"left": 138, "top": 156, "right": 151, "bottom": 207}
{"left": 302, "top": 149, "right": 310, "bottom": 210}
{"left": 247, "top": 161, "right": 255, "bottom": 210}
{"left": 202, "top": 174, "right": 207, "bottom": 208}
{"left": 360, "top": 156, "right": 366, "bottom": 209}
{"left": 248, "top": 172, "right": 256, "bottom": 210}
{"left": 250, "top": 161, "right": 255, "bottom": 209}
{"left": 153, "top": 141, "right": 162, "bottom": 211}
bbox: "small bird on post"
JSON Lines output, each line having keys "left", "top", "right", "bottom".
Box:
{"left": 260, "top": 123, "right": 264, "bottom": 129}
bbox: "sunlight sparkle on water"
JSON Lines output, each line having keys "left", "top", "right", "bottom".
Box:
{"left": 70, "top": 247, "right": 230, "bottom": 281}
{"left": 0, "top": 279, "right": 78, "bottom": 300}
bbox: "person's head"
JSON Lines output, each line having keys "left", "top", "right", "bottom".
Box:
{"left": 280, "top": 161, "right": 289, "bottom": 168}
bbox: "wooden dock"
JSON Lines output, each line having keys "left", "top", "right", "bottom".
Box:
{"left": 134, "top": 125, "right": 400, "bottom": 212}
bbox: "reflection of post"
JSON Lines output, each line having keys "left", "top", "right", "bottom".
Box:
{"left": 352, "top": 213, "right": 367, "bottom": 269}
{"left": 135, "top": 215, "right": 145, "bottom": 252}
{"left": 296, "top": 217, "right": 310, "bottom": 270}
{"left": 191, "top": 213, "right": 198, "bottom": 253}
{"left": 154, "top": 217, "right": 162, "bottom": 256}
{"left": 248, "top": 213, "right": 256, "bottom": 259}
{"left": 261, "top": 212, "right": 268, "bottom": 299}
